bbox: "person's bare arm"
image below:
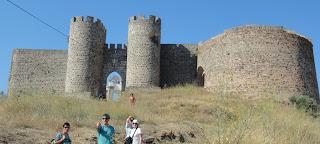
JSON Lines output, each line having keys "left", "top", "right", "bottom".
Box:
{"left": 139, "top": 134, "right": 143, "bottom": 144}
{"left": 96, "top": 121, "right": 100, "bottom": 129}
{"left": 55, "top": 135, "right": 65, "bottom": 144}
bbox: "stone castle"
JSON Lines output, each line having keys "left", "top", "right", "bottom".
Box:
{"left": 8, "top": 15, "right": 319, "bottom": 100}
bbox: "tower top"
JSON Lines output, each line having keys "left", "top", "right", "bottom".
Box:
{"left": 71, "top": 16, "right": 105, "bottom": 29}
{"left": 129, "top": 15, "right": 161, "bottom": 23}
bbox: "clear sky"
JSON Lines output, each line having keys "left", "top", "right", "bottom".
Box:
{"left": 0, "top": 0, "right": 319, "bottom": 93}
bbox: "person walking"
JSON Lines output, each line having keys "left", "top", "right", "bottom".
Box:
{"left": 53, "top": 122, "right": 72, "bottom": 144}
{"left": 129, "top": 93, "right": 136, "bottom": 109}
{"left": 96, "top": 113, "right": 115, "bottom": 144}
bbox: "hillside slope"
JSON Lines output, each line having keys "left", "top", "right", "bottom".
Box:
{"left": 0, "top": 86, "right": 320, "bottom": 144}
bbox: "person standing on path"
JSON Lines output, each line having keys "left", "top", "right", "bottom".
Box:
{"left": 96, "top": 113, "right": 115, "bottom": 144}
{"left": 128, "top": 119, "right": 143, "bottom": 144}
{"left": 54, "top": 122, "right": 72, "bottom": 144}
{"left": 125, "top": 116, "right": 134, "bottom": 137}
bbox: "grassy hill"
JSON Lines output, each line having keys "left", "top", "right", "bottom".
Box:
{"left": 0, "top": 86, "right": 320, "bottom": 143}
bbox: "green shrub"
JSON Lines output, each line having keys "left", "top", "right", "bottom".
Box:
{"left": 289, "top": 95, "right": 319, "bottom": 114}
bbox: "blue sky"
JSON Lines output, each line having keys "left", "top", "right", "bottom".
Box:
{"left": 0, "top": 0, "right": 319, "bottom": 93}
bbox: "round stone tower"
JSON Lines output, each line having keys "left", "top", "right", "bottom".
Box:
{"left": 198, "top": 25, "right": 319, "bottom": 100}
{"left": 65, "top": 16, "right": 106, "bottom": 96}
{"left": 126, "top": 15, "right": 161, "bottom": 88}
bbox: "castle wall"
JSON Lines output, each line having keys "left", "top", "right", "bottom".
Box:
{"left": 7, "top": 14, "right": 319, "bottom": 101}
{"left": 198, "top": 26, "right": 319, "bottom": 100}
{"left": 160, "top": 44, "right": 198, "bottom": 87}
{"left": 8, "top": 49, "right": 67, "bottom": 96}
{"left": 104, "top": 44, "right": 127, "bottom": 91}
{"left": 65, "top": 16, "right": 106, "bottom": 96}
{"left": 126, "top": 15, "right": 161, "bottom": 88}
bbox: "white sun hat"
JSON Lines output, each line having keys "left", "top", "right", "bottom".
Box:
{"left": 132, "top": 119, "right": 139, "bottom": 124}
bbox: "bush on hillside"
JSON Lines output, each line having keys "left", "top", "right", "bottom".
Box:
{"left": 289, "top": 95, "right": 319, "bottom": 117}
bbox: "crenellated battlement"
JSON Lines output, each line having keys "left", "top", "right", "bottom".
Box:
{"left": 105, "top": 44, "right": 127, "bottom": 49}
{"left": 71, "top": 16, "right": 105, "bottom": 29}
{"left": 129, "top": 15, "right": 161, "bottom": 23}
{"left": 71, "top": 16, "right": 99, "bottom": 23}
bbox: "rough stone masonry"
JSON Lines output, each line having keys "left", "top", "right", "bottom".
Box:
{"left": 7, "top": 15, "right": 319, "bottom": 100}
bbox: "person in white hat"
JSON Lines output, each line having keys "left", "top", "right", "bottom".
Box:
{"left": 128, "top": 119, "right": 143, "bottom": 144}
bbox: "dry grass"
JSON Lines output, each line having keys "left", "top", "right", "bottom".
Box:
{"left": 1, "top": 85, "right": 320, "bottom": 143}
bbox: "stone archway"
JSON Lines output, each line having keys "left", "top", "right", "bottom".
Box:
{"left": 105, "top": 72, "right": 122, "bottom": 100}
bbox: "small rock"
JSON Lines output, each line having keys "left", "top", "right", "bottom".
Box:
{"left": 168, "top": 131, "right": 176, "bottom": 140}
{"left": 160, "top": 131, "right": 176, "bottom": 141}
{"left": 144, "top": 137, "right": 155, "bottom": 144}
{"left": 160, "top": 131, "right": 167, "bottom": 140}
{"left": 188, "top": 131, "right": 195, "bottom": 138}
{"left": 179, "top": 134, "right": 185, "bottom": 143}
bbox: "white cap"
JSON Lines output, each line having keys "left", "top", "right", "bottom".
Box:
{"left": 132, "top": 119, "right": 139, "bottom": 124}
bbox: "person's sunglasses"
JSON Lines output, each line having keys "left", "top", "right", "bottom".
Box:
{"left": 64, "top": 127, "right": 70, "bottom": 129}
{"left": 133, "top": 123, "right": 138, "bottom": 124}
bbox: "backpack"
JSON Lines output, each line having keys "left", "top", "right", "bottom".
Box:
{"left": 47, "top": 132, "right": 60, "bottom": 144}
{"left": 124, "top": 128, "right": 137, "bottom": 144}
{"left": 124, "top": 137, "right": 133, "bottom": 144}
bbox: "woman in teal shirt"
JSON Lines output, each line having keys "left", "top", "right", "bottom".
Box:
{"left": 55, "top": 122, "right": 72, "bottom": 144}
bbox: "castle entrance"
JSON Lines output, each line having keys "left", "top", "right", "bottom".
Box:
{"left": 105, "top": 72, "right": 122, "bottom": 101}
